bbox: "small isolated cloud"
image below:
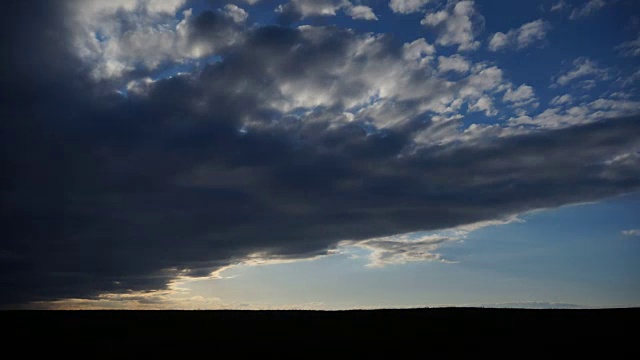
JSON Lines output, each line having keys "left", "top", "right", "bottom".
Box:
{"left": 437, "top": 54, "right": 471, "bottom": 73}
{"left": 221, "top": 4, "right": 248, "bottom": 23}
{"left": 389, "top": 0, "right": 431, "bottom": 14}
{"left": 569, "top": 0, "right": 607, "bottom": 20}
{"left": 550, "top": 1, "right": 569, "bottom": 12}
{"left": 552, "top": 57, "right": 609, "bottom": 87}
{"left": 550, "top": 94, "right": 573, "bottom": 106}
{"left": 503, "top": 84, "right": 537, "bottom": 107}
{"left": 346, "top": 5, "right": 378, "bottom": 20}
{"left": 353, "top": 234, "right": 453, "bottom": 267}
{"left": 402, "top": 38, "right": 436, "bottom": 61}
{"left": 616, "top": 36, "right": 640, "bottom": 57}
{"left": 488, "top": 19, "right": 551, "bottom": 51}
{"left": 421, "top": 0, "right": 483, "bottom": 51}
{"left": 468, "top": 95, "right": 497, "bottom": 116}
{"left": 622, "top": 229, "right": 640, "bottom": 236}
{"left": 276, "top": 0, "right": 350, "bottom": 23}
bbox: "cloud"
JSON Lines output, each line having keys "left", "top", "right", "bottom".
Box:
{"left": 421, "top": 1, "right": 484, "bottom": 51}
{"left": 503, "top": 84, "right": 537, "bottom": 107}
{"left": 550, "top": 1, "right": 569, "bottom": 12}
{"left": 552, "top": 57, "right": 609, "bottom": 87}
{"left": 403, "top": 38, "right": 436, "bottom": 61}
{"left": 509, "top": 98, "right": 640, "bottom": 128}
{"left": 622, "top": 229, "right": 640, "bottom": 236}
{"left": 389, "top": 0, "right": 432, "bottom": 14}
{"left": 569, "top": 0, "right": 607, "bottom": 20}
{"left": 480, "top": 301, "right": 584, "bottom": 309}
{"left": 346, "top": 5, "right": 378, "bottom": 21}
{"left": 276, "top": 0, "right": 350, "bottom": 23}
{"left": 488, "top": 19, "right": 551, "bottom": 51}
{"left": 68, "top": 0, "right": 244, "bottom": 80}
{"left": 616, "top": 36, "right": 640, "bottom": 57}
{"left": 550, "top": 94, "right": 574, "bottom": 106}
{"left": 468, "top": 95, "right": 497, "bottom": 116}
{"left": 350, "top": 234, "right": 453, "bottom": 267}
{"left": 437, "top": 54, "right": 470, "bottom": 73}
{"left": 221, "top": 4, "right": 248, "bottom": 23}
{"left": 2, "top": 0, "right": 640, "bottom": 306}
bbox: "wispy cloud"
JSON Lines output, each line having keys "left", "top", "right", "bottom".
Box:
{"left": 622, "top": 229, "right": 640, "bottom": 237}
{"left": 488, "top": 19, "right": 551, "bottom": 51}
{"left": 569, "top": 0, "right": 607, "bottom": 20}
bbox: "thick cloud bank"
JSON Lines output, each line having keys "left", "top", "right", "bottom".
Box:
{"left": 1, "top": 0, "right": 639, "bottom": 305}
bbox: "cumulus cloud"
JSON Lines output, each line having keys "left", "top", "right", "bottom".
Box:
{"left": 552, "top": 57, "right": 609, "bottom": 87}
{"left": 437, "top": 54, "right": 470, "bottom": 73}
{"left": 2, "top": 0, "right": 640, "bottom": 306}
{"left": 488, "top": 19, "right": 551, "bottom": 51}
{"left": 421, "top": 0, "right": 483, "bottom": 51}
{"left": 403, "top": 38, "right": 436, "bottom": 61}
{"left": 622, "top": 229, "right": 640, "bottom": 236}
{"left": 221, "top": 4, "right": 248, "bottom": 23}
{"left": 503, "top": 84, "right": 537, "bottom": 107}
{"left": 569, "top": 0, "right": 607, "bottom": 20}
{"left": 389, "top": 0, "right": 432, "bottom": 14}
{"left": 68, "top": 0, "right": 244, "bottom": 80}
{"left": 276, "top": 0, "right": 350, "bottom": 23}
{"left": 346, "top": 5, "right": 378, "bottom": 20}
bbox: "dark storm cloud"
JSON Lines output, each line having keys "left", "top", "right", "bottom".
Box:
{"left": 1, "top": 1, "right": 639, "bottom": 305}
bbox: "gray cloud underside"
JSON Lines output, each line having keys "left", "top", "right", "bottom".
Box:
{"left": 1, "top": 1, "right": 639, "bottom": 305}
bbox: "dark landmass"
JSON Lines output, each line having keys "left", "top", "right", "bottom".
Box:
{"left": 3, "top": 308, "right": 638, "bottom": 352}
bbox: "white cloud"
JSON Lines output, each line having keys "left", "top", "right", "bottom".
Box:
{"left": 550, "top": 1, "right": 568, "bottom": 12}
{"left": 459, "top": 65, "right": 507, "bottom": 99}
{"left": 616, "top": 36, "right": 640, "bottom": 57}
{"left": 569, "top": 0, "right": 607, "bottom": 20}
{"left": 488, "top": 19, "right": 551, "bottom": 51}
{"left": 468, "top": 95, "right": 497, "bottom": 116}
{"left": 402, "top": 38, "right": 436, "bottom": 61}
{"left": 222, "top": 4, "right": 248, "bottom": 23}
{"left": 509, "top": 98, "right": 640, "bottom": 128}
{"left": 550, "top": 94, "right": 573, "bottom": 106}
{"left": 276, "top": 0, "right": 350, "bottom": 19}
{"left": 421, "top": 1, "right": 483, "bottom": 51}
{"left": 389, "top": 0, "right": 431, "bottom": 14}
{"left": 437, "top": 54, "right": 470, "bottom": 73}
{"left": 68, "top": 0, "right": 243, "bottom": 80}
{"left": 622, "top": 229, "right": 640, "bottom": 236}
{"left": 503, "top": 84, "right": 536, "bottom": 105}
{"left": 346, "top": 5, "right": 378, "bottom": 20}
{"left": 352, "top": 234, "right": 453, "bottom": 267}
{"left": 488, "top": 32, "right": 508, "bottom": 51}
{"left": 552, "top": 57, "right": 609, "bottom": 87}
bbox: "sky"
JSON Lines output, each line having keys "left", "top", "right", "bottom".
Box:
{"left": 0, "top": 0, "right": 639, "bottom": 310}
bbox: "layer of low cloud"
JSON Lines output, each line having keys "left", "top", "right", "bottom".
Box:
{"left": 622, "top": 229, "right": 640, "bottom": 236}
{"left": 1, "top": 0, "right": 640, "bottom": 306}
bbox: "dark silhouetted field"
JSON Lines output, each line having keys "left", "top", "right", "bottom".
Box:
{"left": 3, "top": 308, "right": 638, "bottom": 352}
